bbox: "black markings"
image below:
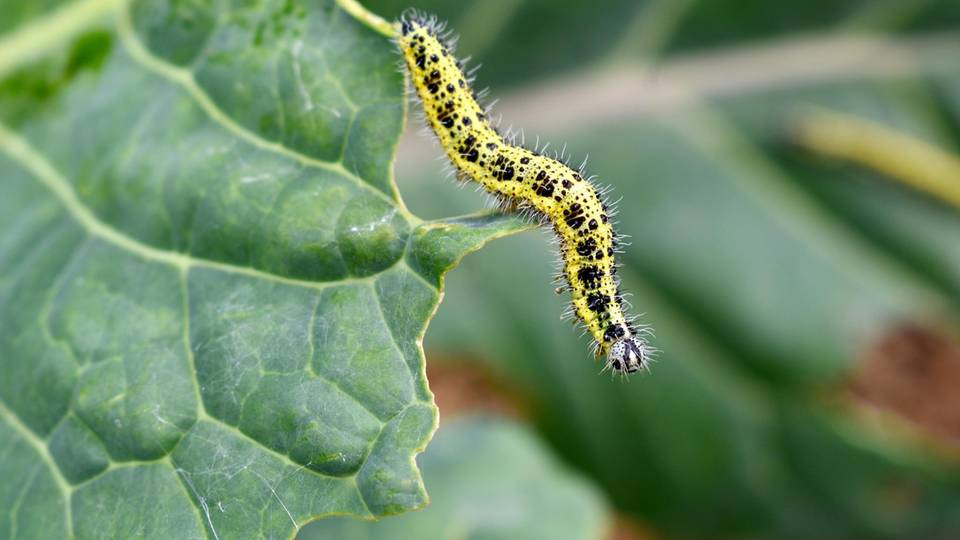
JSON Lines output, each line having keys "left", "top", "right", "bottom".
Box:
{"left": 576, "top": 237, "right": 596, "bottom": 257}
{"left": 577, "top": 265, "right": 603, "bottom": 288}
{"left": 491, "top": 154, "right": 515, "bottom": 181}
{"left": 564, "top": 202, "right": 586, "bottom": 229}
{"left": 588, "top": 219, "right": 598, "bottom": 230}
{"left": 587, "top": 293, "right": 609, "bottom": 313}
{"left": 533, "top": 172, "right": 554, "bottom": 197}
{"left": 603, "top": 324, "right": 626, "bottom": 343}
{"left": 435, "top": 98, "right": 459, "bottom": 129}
{"left": 425, "top": 70, "right": 442, "bottom": 94}
{"left": 520, "top": 157, "right": 530, "bottom": 164}
{"left": 566, "top": 216, "right": 586, "bottom": 230}
{"left": 459, "top": 135, "right": 479, "bottom": 162}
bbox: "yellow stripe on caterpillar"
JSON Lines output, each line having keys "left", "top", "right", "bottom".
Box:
{"left": 398, "top": 13, "right": 653, "bottom": 375}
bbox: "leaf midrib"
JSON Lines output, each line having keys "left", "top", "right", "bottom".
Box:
{"left": 0, "top": 123, "right": 426, "bottom": 291}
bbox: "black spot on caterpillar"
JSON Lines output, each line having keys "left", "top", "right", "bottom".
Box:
{"left": 398, "top": 13, "right": 653, "bottom": 375}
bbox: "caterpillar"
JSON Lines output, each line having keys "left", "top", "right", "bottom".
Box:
{"left": 398, "top": 13, "right": 653, "bottom": 374}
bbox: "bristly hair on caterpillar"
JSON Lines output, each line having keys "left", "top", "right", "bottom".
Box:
{"left": 397, "top": 10, "right": 654, "bottom": 375}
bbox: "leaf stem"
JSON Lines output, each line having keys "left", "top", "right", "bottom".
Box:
{"left": 336, "top": 0, "right": 396, "bottom": 38}
{"left": 790, "top": 106, "right": 960, "bottom": 211}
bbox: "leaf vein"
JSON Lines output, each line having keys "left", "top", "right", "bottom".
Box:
{"left": 116, "top": 6, "right": 413, "bottom": 219}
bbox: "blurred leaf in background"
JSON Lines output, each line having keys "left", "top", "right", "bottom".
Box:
{"left": 302, "top": 416, "right": 611, "bottom": 540}
{"left": 362, "top": 0, "right": 960, "bottom": 538}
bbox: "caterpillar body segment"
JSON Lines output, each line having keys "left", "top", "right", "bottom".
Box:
{"left": 398, "top": 15, "right": 653, "bottom": 374}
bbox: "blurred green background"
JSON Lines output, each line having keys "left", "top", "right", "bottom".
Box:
{"left": 309, "top": 0, "right": 960, "bottom": 539}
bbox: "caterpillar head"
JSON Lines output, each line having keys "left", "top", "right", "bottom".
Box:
{"left": 607, "top": 336, "right": 652, "bottom": 374}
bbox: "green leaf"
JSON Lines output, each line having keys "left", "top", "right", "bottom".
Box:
{"left": 0, "top": 0, "right": 525, "bottom": 538}
{"left": 300, "top": 417, "right": 611, "bottom": 540}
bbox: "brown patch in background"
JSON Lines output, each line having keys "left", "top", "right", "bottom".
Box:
{"left": 607, "top": 515, "right": 661, "bottom": 540}
{"left": 850, "top": 324, "right": 960, "bottom": 445}
{"left": 426, "top": 357, "right": 530, "bottom": 421}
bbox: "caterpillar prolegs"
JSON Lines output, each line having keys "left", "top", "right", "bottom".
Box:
{"left": 398, "top": 14, "right": 653, "bottom": 374}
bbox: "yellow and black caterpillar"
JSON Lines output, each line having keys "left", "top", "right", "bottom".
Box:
{"left": 399, "top": 14, "right": 652, "bottom": 374}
